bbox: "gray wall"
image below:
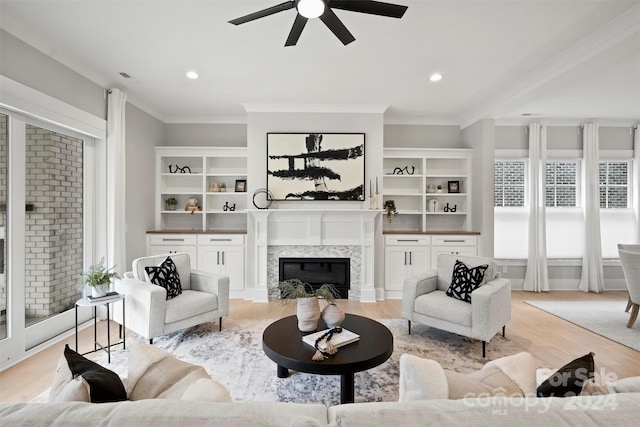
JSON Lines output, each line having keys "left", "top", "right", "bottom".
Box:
{"left": 0, "top": 30, "right": 106, "bottom": 119}
{"left": 384, "top": 124, "right": 463, "bottom": 148}
{"left": 162, "top": 123, "right": 246, "bottom": 147}
{"left": 125, "top": 105, "right": 163, "bottom": 265}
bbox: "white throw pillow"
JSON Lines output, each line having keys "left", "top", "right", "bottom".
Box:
{"left": 181, "top": 378, "right": 231, "bottom": 402}
{"left": 47, "top": 353, "right": 91, "bottom": 403}
{"left": 127, "top": 340, "right": 230, "bottom": 401}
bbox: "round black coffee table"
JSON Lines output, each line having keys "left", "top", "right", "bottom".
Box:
{"left": 262, "top": 313, "right": 393, "bottom": 404}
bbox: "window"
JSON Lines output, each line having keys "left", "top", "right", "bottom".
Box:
{"left": 494, "top": 160, "right": 525, "bottom": 207}
{"left": 599, "top": 161, "right": 629, "bottom": 208}
{"left": 545, "top": 161, "right": 577, "bottom": 207}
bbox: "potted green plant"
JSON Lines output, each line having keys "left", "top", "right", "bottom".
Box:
{"left": 220, "top": 182, "right": 227, "bottom": 192}
{"left": 437, "top": 184, "right": 443, "bottom": 193}
{"left": 83, "top": 258, "right": 119, "bottom": 297}
{"left": 165, "top": 197, "right": 178, "bottom": 211}
{"left": 278, "top": 279, "right": 340, "bottom": 332}
{"left": 383, "top": 199, "right": 398, "bottom": 223}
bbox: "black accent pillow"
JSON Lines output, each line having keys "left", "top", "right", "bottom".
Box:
{"left": 63, "top": 344, "right": 127, "bottom": 403}
{"left": 537, "top": 352, "right": 595, "bottom": 397}
{"left": 145, "top": 256, "right": 182, "bottom": 300}
{"left": 445, "top": 259, "right": 488, "bottom": 303}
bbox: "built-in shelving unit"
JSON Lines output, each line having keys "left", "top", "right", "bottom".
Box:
{"left": 155, "top": 147, "right": 248, "bottom": 231}
{"left": 382, "top": 148, "right": 472, "bottom": 232}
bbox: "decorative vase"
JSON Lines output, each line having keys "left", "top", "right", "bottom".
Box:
{"left": 321, "top": 303, "right": 345, "bottom": 328}
{"left": 91, "top": 283, "right": 110, "bottom": 298}
{"left": 166, "top": 204, "right": 177, "bottom": 211}
{"left": 296, "top": 297, "right": 321, "bottom": 332}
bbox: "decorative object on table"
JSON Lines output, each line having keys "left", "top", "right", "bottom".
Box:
{"left": 436, "top": 184, "right": 443, "bottom": 193}
{"left": 83, "top": 258, "right": 119, "bottom": 298}
{"left": 235, "top": 179, "right": 247, "bottom": 192}
{"left": 185, "top": 197, "right": 200, "bottom": 214}
{"left": 252, "top": 188, "right": 273, "bottom": 209}
{"left": 383, "top": 199, "right": 398, "bottom": 223}
{"left": 210, "top": 182, "right": 220, "bottom": 192}
{"left": 168, "top": 164, "right": 191, "bottom": 174}
{"left": 266, "top": 133, "right": 365, "bottom": 201}
{"left": 448, "top": 180, "right": 460, "bottom": 193}
{"left": 321, "top": 303, "right": 345, "bottom": 328}
{"left": 305, "top": 326, "right": 361, "bottom": 361}
{"left": 427, "top": 199, "right": 439, "bottom": 213}
{"left": 277, "top": 279, "right": 340, "bottom": 332}
{"left": 219, "top": 182, "right": 226, "bottom": 192}
{"left": 165, "top": 197, "right": 178, "bottom": 211}
{"left": 392, "top": 166, "right": 415, "bottom": 175}
{"left": 443, "top": 203, "right": 457, "bottom": 213}
{"left": 426, "top": 183, "right": 437, "bottom": 193}
{"left": 223, "top": 202, "right": 236, "bottom": 212}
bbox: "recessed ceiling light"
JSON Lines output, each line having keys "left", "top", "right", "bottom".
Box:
{"left": 429, "top": 73, "right": 443, "bottom": 82}
{"left": 186, "top": 71, "right": 199, "bottom": 80}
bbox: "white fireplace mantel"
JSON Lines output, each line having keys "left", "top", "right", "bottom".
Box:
{"left": 247, "top": 209, "right": 381, "bottom": 302}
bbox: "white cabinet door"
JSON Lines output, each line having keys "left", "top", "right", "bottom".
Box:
{"left": 430, "top": 235, "right": 477, "bottom": 266}
{"left": 196, "top": 235, "right": 245, "bottom": 291}
{"left": 384, "top": 246, "right": 429, "bottom": 291}
{"left": 147, "top": 234, "right": 197, "bottom": 269}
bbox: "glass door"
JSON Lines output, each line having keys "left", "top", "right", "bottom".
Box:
{"left": 0, "top": 108, "right": 94, "bottom": 364}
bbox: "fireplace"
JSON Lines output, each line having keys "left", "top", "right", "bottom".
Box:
{"left": 279, "top": 257, "right": 350, "bottom": 299}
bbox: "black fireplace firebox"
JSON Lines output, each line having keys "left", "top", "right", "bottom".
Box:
{"left": 279, "top": 257, "right": 350, "bottom": 299}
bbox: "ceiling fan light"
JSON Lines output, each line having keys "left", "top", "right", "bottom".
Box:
{"left": 297, "top": 0, "right": 325, "bottom": 19}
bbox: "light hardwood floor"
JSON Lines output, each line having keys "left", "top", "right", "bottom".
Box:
{"left": 1, "top": 291, "right": 638, "bottom": 402}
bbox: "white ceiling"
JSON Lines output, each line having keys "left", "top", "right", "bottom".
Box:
{"left": 1, "top": 0, "right": 639, "bottom": 126}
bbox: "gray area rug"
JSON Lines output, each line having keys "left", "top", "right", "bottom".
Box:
{"left": 86, "top": 317, "right": 525, "bottom": 406}
{"left": 525, "top": 300, "right": 640, "bottom": 352}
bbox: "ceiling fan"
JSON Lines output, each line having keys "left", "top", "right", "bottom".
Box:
{"left": 229, "top": 0, "right": 408, "bottom": 46}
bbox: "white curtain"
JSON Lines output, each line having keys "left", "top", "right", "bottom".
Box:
{"left": 635, "top": 126, "right": 640, "bottom": 243}
{"left": 107, "top": 89, "right": 127, "bottom": 276}
{"left": 523, "top": 123, "right": 549, "bottom": 292}
{"left": 579, "top": 123, "right": 604, "bottom": 293}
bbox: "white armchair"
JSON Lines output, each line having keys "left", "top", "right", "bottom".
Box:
{"left": 113, "top": 253, "right": 229, "bottom": 343}
{"left": 618, "top": 244, "right": 640, "bottom": 328}
{"left": 402, "top": 253, "right": 511, "bottom": 357}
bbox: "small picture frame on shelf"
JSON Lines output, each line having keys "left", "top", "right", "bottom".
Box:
{"left": 448, "top": 181, "right": 460, "bottom": 193}
{"left": 235, "top": 179, "right": 247, "bottom": 192}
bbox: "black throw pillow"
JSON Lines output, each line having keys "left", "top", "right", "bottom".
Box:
{"left": 63, "top": 344, "right": 127, "bottom": 403}
{"left": 445, "top": 259, "right": 488, "bottom": 303}
{"left": 144, "top": 256, "right": 182, "bottom": 300}
{"left": 537, "top": 352, "right": 595, "bottom": 397}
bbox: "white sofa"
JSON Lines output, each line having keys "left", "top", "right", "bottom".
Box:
{"left": 402, "top": 254, "right": 511, "bottom": 357}
{"left": 2, "top": 394, "right": 640, "bottom": 426}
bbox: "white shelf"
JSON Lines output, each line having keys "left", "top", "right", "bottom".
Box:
{"left": 156, "top": 147, "right": 248, "bottom": 231}
{"left": 383, "top": 148, "right": 472, "bottom": 232}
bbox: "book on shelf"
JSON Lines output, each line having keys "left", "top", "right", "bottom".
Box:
{"left": 302, "top": 328, "right": 360, "bottom": 351}
{"left": 87, "top": 291, "right": 120, "bottom": 303}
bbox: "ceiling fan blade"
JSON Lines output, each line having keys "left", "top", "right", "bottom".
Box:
{"left": 285, "top": 14, "right": 309, "bottom": 46}
{"left": 320, "top": 7, "right": 355, "bottom": 45}
{"left": 328, "top": 0, "right": 408, "bottom": 18}
{"left": 228, "top": 1, "right": 295, "bottom": 25}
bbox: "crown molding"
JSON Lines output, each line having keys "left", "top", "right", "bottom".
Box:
{"left": 242, "top": 103, "right": 389, "bottom": 114}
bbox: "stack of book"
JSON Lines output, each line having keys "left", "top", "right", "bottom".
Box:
{"left": 87, "top": 291, "right": 120, "bottom": 303}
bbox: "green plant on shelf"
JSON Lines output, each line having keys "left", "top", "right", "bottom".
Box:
{"left": 383, "top": 199, "right": 398, "bottom": 223}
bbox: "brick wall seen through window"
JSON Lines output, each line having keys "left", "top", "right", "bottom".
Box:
{"left": 599, "top": 161, "right": 629, "bottom": 208}
{"left": 494, "top": 161, "right": 525, "bottom": 207}
{"left": 545, "top": 162, "right": 577, "bottom": 207}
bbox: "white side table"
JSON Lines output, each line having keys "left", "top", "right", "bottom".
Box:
{"left": 75, "top": 293, "right": 125, "bottom": 363}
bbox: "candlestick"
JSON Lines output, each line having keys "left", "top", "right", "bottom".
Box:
{"left": 369, "top": 179, "right": 373, "bottom": 197}
{"left": 376, "top": 177, "right": 379, "bottom": 193}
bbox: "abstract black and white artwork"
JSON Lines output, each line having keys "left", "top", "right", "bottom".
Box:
{"left": 267, "top": 133, "right": 365, "bottom": 201}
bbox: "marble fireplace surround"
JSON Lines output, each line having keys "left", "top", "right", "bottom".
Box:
{"left": 247, "top": 209, "right": 380, "bottom": 302}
